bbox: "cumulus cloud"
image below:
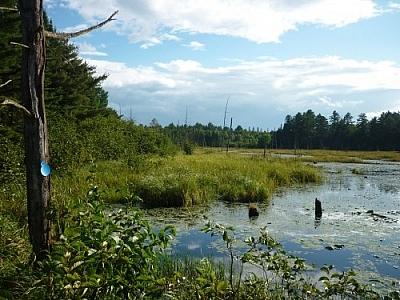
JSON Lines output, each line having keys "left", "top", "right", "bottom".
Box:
{"left": 77, "top": 42, "right": 108, "bottom": 56}
{"left": 58, "top": 0, "right": 382, "bottom": 46}
{"left": 86, "top": 56, "right": 400, "bottom": 126}
{"left": 183, "top": 41, "right": 205, "bottom": 51}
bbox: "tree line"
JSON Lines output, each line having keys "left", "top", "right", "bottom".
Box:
{"left": 154, "top": 108, "right": 400, "bottom": 151}
{"left": 275, "top": 109, "right": 400, "bottom": 151}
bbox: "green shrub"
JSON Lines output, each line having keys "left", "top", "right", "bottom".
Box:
{"left": 183, "top": 141, "right": 194, "bottom": 155}
{"left": 31, "top": 179, "right": 175, "bottom": 299}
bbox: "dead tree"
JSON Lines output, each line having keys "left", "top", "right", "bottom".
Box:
{"left": 2, "top": 0, "right": 118, "bottom": 260}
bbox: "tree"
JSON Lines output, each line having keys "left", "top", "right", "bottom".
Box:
{"left": 302, "top": 109, "right": 316, "bottom": 149}
{"left": 1, "top": 0, "right": 117, "bottom": 260}
{"left": 314, "top": 114, "right": 328, "bottom": 149}
{"left": 18, "top": 0, "right": 51, "bottom": 261}
{"left": 356, "top": 113, "right": 370, "bottom": 150}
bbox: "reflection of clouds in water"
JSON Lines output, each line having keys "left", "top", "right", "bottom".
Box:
{"left": 187, "top": 243, "right": 201, "bottom": 250}
{"left": 142, "top": 161, "right": 400, "bottom": 287}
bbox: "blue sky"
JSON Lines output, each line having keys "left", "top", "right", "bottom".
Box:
{"left": 44, "top": 0, "right": 400, "bottom": 130}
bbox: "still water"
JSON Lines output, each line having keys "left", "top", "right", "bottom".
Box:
{"left": 143, "top": 161, "right": 400, "bottom": 287}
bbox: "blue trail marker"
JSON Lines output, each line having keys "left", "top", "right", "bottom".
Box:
{"left": 40, "top": 161, "right": 51, "bottom": 176}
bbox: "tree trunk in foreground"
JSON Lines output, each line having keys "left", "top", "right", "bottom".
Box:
{"left": 19, "top": 0, "right": 51, "bottom": 261}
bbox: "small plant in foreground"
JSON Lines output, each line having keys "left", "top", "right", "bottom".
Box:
{"left": 31, "top": 175, "right": 176, "bottom": 299}
{"left": 194, "top": 221, "right": 379, "bottom": 299}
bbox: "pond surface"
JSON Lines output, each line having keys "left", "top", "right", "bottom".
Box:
{"left": 143, "top": 161, "right": 400, "bottom": 288}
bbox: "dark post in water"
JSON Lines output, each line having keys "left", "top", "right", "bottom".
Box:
{"left": 315, "top": 198, "right": 322, "bottom": 218}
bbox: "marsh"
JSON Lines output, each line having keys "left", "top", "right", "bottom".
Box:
{"left": 144, "top": 160, "right": 400, "bottom": 288}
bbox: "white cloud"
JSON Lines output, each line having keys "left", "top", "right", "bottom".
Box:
{"left": 86, "top": 56, "right": 400, "bottom": 126}
{"left": 60, "top": 23, "right": 90, "bottom": 34}
{"left": 87, "top": 60, "right": 177, "bottom": 88}
{"left": 316, "top": 96, "right": 343, "bottom": 108}
{"left": 77, "top": 42, "right": 108, "bottom": 57}
{"left": 139, "top": 33, "right": 181, "bottom": 49}
{"left": 183, "top": 41, "right": 205, "bottom": 51}
{"left": 60, "top": 0, "right": 382, "bottom": 46}
{"left": 389, "top": 2, "right": 400, "bottom": 9}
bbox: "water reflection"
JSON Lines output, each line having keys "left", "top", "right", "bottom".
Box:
{"left": 143, "top": 161, "right": 400, "bottom": 287}
{"left": 314, "top": 217, "right": 322, "bottom": 229}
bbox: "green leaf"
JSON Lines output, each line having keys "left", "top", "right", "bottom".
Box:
{"left": 217, "top": 280, "right": 229, "bottom": 292}
{"left": 222, "top": 230, "right": 229, "bottom": 242}
{"left": 318, "top": 276, "right": 330, "bottom": 281}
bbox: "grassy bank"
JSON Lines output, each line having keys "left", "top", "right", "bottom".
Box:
{"left": 51, "top": 151, "right": 321, "bottom": 208}
{"left": 245, "top": 148, "right": 400, "bottom": 163}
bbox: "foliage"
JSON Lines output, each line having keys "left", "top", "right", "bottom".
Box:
{"left": 183, "top": 141, "right": 194, "bottom": 155}
{"left": 21, "top": 176, "right": 175, "bottom": 299}
{"left": 163, "top": 122, "right": 271, "bottom": 149}
{"left": 203, "top": 222, "right": 379, "bottom": 299}
{"left": 47, "top": 114, "right": 177, "bottom": 174}
{"left": 276, "top": 109, "right": 400, "bottom": 151}
{"left": 0, "top": 135, "right": 24, "bottom": 187}
{"left": 1, "top": 170, "right": 399, "bottom": 299}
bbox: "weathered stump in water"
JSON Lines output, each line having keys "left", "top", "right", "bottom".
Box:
{"left": 249, "top": 204, "right": 259, "bottom": 218}
{"left": 315, "top": 198, "right": 322, "bottom": 218}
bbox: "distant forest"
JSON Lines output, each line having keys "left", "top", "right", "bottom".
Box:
{"left": 159, "top": 109, "right": 400, "bottom": 151}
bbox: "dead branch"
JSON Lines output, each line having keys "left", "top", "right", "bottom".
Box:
{"left": 44, "top": 10, "right": 119, "bottom": 39}
{"left": 10, "top": 41, "right": 30, "bottom": 48}
{"left": 1, "top": 99, "right": 33, "bottom": 118}
{"left": 0, "top": 80, "right": 12, "bottom": 89}
{"left": 0, "top": 7, "right": 18, "bottom": 12}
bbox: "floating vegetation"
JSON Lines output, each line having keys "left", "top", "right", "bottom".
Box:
{"left": 351, "top": 167, "right": 364, "bottom": 175}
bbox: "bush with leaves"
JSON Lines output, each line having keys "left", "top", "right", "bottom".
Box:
{"left": 30, "top": 175, "right": 175, "bottom": 299}
{"left": 48, "top": 114, "right": 178, "bottom": 175}
{"left": 183, "top": 141, "right": 194, "bottom": 155}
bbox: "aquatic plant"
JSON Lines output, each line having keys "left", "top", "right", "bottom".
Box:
{"left": 351, "top": 167, "right": 364, "bottom": 175}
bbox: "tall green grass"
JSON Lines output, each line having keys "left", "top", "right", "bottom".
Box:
{"left": 44, "top": 152, "right": 321, "bottom": 208}
{"left": 132, "top": 153, "right": 320, "bottom": 206}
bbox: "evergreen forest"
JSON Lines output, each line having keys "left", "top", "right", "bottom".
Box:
{"left": 162, "top": 109, "right": 400, "bottom": 151}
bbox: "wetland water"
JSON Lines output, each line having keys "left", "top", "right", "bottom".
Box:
{"left": 143, "top": 161, "right": 400, "bottom": 287}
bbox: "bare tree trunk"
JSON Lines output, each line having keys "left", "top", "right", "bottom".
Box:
{"left": 19, "top": 0, "right": 51, "bottom": 260}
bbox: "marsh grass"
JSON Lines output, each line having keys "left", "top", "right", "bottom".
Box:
{"left": 260, "top": 148, "right": 400, "bottom": 163}
{"left": 130, "top": 153, "right": 321, "bottom": 207}
{"left": 9, "top": 148, "right": 396, "bottom": 212}
{"left": 45, "top": 152, "right": 321, "bottom": 208}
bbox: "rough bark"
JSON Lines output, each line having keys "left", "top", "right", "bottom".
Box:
{"left": 19, "top": 0, "right": 51, "bottom": 261}
{"left": 14, "top": 1, "right": 117, "bottom": 261}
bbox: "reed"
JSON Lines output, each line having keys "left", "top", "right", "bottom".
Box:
{"left": 262, "top": 148, "right": 400, "bottom": 162}
{"left": 129, "top": 152, "right": 321, "bottom": 207}
{"left": 0, "top": 151, "right": 322, "bottom": 220}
